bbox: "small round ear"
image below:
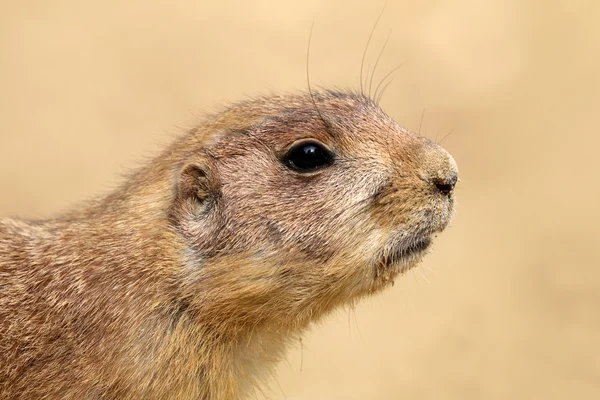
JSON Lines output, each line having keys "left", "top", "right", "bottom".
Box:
{"left": 176, "top": 156, "right": 217, "bottom": 206}
{"left": 170, "top": 156, "right": 218, "bottom": 229}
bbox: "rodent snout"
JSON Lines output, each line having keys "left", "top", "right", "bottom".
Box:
{"left": 433, "top": 172, "right": 458, "bottom": 196}
{"left": 419, "top": 138, "right": 459, "bottom": 197}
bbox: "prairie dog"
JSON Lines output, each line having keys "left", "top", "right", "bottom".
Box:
{"left": 0, "top": 90, "right": 458, "bottom": 399}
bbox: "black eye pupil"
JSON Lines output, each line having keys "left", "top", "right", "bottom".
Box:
{"left": 283, "top": 141, "right": 334, "bottom": 172}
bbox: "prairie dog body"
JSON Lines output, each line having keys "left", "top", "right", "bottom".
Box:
{"left": 0, "top": 91, "right": 458, "bottom": 399}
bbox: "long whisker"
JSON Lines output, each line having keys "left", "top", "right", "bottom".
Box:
{"left": 369, "top": 30, "right": 392, "bottom": 99}
{"left": 306, "top": 21, "right": 329, "bottom": 130}
{"left": 360, "top": 2, "right": 387, "bottom": 96}
{"left": 375, "top": 78, "right": 394, "bottom": 104}
{"left": 438, "top": 128, "right": 456, "bottom": 146}
{"left": 373, "top": 62, "right": 406, "bottom": 102}
{"left": 417, "top": 267, "right": 431, "bottom": 284}
{"left": 418, "top": 109, "right": 426, "bottom": 138}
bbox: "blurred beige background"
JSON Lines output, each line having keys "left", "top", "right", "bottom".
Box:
{"left": 1, "top": 0, "right": 599, "bottom": 398}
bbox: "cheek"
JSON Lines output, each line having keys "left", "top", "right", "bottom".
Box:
{"left": 346, "top": 226, "right": 386, "bottom": 262}
{"left": 217, "top": 164, "right": 385, "bottom": 256}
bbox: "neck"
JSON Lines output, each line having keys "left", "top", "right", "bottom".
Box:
{"left": 4, "top": 177, "right": 293, "bottom": 399}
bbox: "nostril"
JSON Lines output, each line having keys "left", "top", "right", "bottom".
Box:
{"left": 434, "top": 174, "right": 457, "bottom": 196}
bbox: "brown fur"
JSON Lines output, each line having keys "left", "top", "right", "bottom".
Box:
{"left": 0, "top": 90, "right": 458, "bottom": 399}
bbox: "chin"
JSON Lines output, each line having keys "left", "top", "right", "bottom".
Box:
{"left": 370, "top": 232, "right": 434, "bottom": 286}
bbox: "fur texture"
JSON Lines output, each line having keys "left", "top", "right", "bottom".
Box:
{"left": 0, "top": 91, "right": 458, "bottom": 399}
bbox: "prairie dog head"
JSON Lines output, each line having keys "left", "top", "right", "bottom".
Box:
{"left": 170, "top": 90, "right": 458, "bottom": 331}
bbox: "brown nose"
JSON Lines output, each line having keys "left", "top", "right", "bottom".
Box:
{"left": 417, "top": 137, "right": 459, "bottom": 196}
{"left": 433, "top": 173, "right": 458, "bottom": 196}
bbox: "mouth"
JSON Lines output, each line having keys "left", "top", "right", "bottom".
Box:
{"left": 378, "top": 235, "right": 433, "bottom": 269}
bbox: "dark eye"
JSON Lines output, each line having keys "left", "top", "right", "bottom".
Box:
{"left": 282, "top": 140, "right": 334, "bottom": 173}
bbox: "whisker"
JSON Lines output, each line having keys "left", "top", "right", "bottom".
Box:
{"left": 360, "top": 2, "right": 387, "bottom": 96}
{"left": 417, "top": 267, "right": 431, "bottom": 284}
{"left": 375, "top": 77, "right": 394, "bottom": 104}
{"left": 306, "top": 21, "right": 329, "bottom": 131}
{"left": 368, "top": 30, "right": 392, "bottom": 99}
{"left": 422, "top": 265, "right": 439, "bottom": 277}
{"left": 373, "top": 62, "right": 406, "bottom": 102}
{"left": 351, "top": 303, "right": 365, "bottom": 345}
{"left": 410, "top": 269, "right": 419, "bottom": 283}
{"left": 438, "top": 128, "right": 456, "bottom": 146}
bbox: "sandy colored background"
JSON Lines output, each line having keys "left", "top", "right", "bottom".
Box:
{"left": 1, "top": 0, "right": 599, "bottom": 398}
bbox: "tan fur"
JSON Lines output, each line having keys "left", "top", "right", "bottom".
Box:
{"left": 0, "top": 90, "right": 458, "bottom": 399}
